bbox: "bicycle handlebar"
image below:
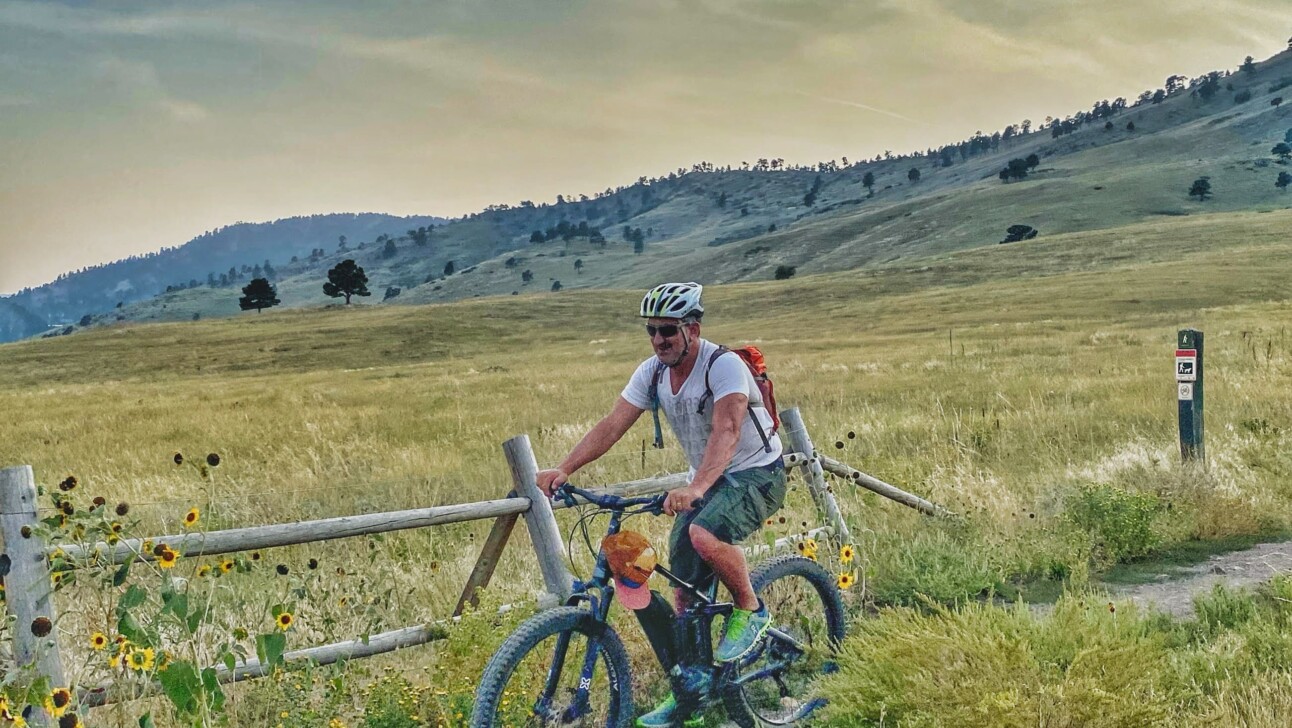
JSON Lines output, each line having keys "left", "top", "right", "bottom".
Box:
{"left": 554, "top": 484, "right": 666, "bottom": 515}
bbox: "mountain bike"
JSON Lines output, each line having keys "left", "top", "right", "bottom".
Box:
{"left": 470, "top": 484, "right": 847, "bottom": 727}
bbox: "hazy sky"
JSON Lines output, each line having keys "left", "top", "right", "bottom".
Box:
{"left": 1, "top": 0, "right": 1288, "bottom": 294}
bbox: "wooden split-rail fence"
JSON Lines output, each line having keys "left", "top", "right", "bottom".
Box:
{"left": 0, "top": 407, "right": 949, "bottom": 721}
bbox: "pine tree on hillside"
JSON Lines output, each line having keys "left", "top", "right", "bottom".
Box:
{"left": 239, "top": 278, "right": 280, "bottom": 313}
{"left": 1189, "top": 177, "right": 1212, "bottom": 201}
{"left": 862, "top": 171, "right": 876, "bottom": 197}
{"left": 322, "top": 259, "right": 370, "bottom": 304}
{"left": 1277, "top": 171, "right": 1292, "bottom": 192}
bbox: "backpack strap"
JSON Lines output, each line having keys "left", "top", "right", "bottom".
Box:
{"left": 648, "top": 360, "right": 667, "bottom": 449}
{"left": 699, "top": 346, "right": 773, "bottom": 454}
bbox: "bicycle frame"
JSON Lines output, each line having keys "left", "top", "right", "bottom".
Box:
{"left": 535, "top": 486, "right": 815, "bottom": 724}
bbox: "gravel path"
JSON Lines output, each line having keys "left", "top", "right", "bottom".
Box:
{"left": 1106, "top": 539, "right": 1292, "bottom": 618}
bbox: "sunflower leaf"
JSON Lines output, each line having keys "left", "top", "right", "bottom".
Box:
{"left": 256, "top": 632, "right": 286, "bottom": 670}
{"left": 201, "top": 667, "right": 225, "bottom": 711}
{"left": 158, "top": 660, "right": 200, "bottom": 715}
{"left": 119, "top": 584, "right": 146, "bottom": 612}
{"left": 112, "top": 557, "right": 132, "bottom": 587}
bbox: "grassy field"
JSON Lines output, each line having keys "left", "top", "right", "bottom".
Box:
{"left": 4, "top": 208, "right": 1292, "bottom": 726}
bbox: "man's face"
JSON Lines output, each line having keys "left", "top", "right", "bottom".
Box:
{"left": 646, "top": 317, "right": 693, "bottom": 366}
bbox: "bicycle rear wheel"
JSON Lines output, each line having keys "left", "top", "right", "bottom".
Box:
{"left": 722, "top": 555, "right": 846, "bottom": 727}
{"left": 471, "top": 606, "right": 635, "bottom": 728}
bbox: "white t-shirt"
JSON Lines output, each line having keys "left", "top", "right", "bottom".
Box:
{"left": 621, "top": 338, "right": 783, "bottom": 474}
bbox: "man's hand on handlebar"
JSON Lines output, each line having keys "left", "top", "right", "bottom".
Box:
{"left": 664, "top": 484, "right": 706, "bottom": 516}
{"left": 536, "top": 468, "right": 569, "bottom": 498}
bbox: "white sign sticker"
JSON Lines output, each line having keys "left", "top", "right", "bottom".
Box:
{"left": 1178, "top": 383, "right": 1193, "bottom": 401}
{"left": 1176, "top": 349, "right": 1197, "bottom": 382}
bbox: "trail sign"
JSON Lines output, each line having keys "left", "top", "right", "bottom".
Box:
{"left": 1177, "top": 330, "right": 1204, "bottom": 463}
{"left": 1176, "top": 349, "right": 1197, "bottom": 382}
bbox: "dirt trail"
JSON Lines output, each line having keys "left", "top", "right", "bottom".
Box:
{"left": 1105, "top": 539, "right": 1292, "bottom": 618}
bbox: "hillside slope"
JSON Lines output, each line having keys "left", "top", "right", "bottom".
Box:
{"left": 22, "top": 48, "right": 1292, "bottom": 333}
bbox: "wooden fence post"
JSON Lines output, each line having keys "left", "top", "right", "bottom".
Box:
{"left": 0, "top": 466, "right": 65, "bottom": 726}
{"left": 502, "top": 436, "right": 575, "bottom": 606}
{"left": 780, "top": 408, "right": 853, "bottom": 546}
{"left": 454, "top": 510, "right": 520, "bottom": 617}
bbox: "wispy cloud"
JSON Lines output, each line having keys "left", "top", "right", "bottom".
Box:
{"left": 794, "top": 91, "right": 930, "bottom": 126}
{"left": 93, "top": 55, "right": 210, "bottom": 123}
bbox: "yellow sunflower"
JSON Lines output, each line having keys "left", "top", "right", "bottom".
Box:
{"left": 157, "top": 548, "right": 179, "bottom": 569}
{"left": 183, "top": 507, "right": 200, "bottom": 528}
{"left": 89, "top": 632, "right": 108, "bottom": 651}
{"left": 276, "top": 612, "right": 294, "bottom": 632}
{"left": 127, "top": 647, "right": 156, "bottom": 672}
{"left": 45, "top": 687, "right": 72, "bottom": 717}
{"left": 197, "top": 564, "right": 212, "bottom": 578}
{"left": 839, "top": 545, "right": 856, "bottom": 564}
{"left": 837, "top": 572, "right": 856, "bottom": 590}
{"left": 219, "top": 559, "right": 235, "bottom": 574}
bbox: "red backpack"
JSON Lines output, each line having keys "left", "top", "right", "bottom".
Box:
{"left": 648, "top": 345, "right": 780, "bottom": 453}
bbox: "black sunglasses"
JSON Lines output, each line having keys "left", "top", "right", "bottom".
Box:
{"left": 645, "top": 324, "right": 682, "bottom": 338}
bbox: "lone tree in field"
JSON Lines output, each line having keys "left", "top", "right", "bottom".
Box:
{"left": 443, "top": 260, "right": 455, "bottom": 276}
{"left": 773, "top": 265, "right": 796, "bottom": 280}
{"left": 1189, "top": 177, "right": 1212, "bottom": 201}
{"left": 1273, "top": 142, "right": 1292, "bottom": 162}
{"left": 574, "top": 258, "right": 584, "bottom": 274}
{"left": 1000, "top": 224, "right": 1039, "bottom": 244}
{"left": 322, "top": 259, "right": 370, "bottom": 304}
{"left": 551, "top": 280, "right": 563, "bottom": 292}
{"left": 862, "top": 171, "right": 876, "bottom": 197}
{"left": 521, "top": 269, "right": 534, "bottom": 284}
{"left": 239, "top": 277, "right": 280, "bottom": 313}
{"left": 908, "top": 168, "right": 921, "bottom": 183}
{"left": 1277, "top": 171, "right": 1292, "bottom": 192}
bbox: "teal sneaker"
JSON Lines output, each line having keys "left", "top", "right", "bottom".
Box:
{"left": 715, "top": 600, "right": 772, "bottom": 663}
{"left": 635, "top": 692, "right": 704, "bottom": 727}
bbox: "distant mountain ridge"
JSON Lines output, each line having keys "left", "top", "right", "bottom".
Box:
{"left": 2, "top": 213, "right": 444, "bottom": 341}
{"left": 6, "top": 45, "right": 1292, "bottom": 342}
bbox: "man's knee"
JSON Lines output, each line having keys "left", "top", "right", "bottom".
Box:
{"left": 688, "top": 523, "right": 723, "bottom": 558}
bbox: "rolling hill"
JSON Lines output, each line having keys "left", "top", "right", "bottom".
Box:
{"left": 8, "top": 47, "right": 1292, "bottom": 338}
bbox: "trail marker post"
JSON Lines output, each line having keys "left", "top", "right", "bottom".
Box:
{"left": 1176, "top": 329, "right": 1204, "bottom": 463}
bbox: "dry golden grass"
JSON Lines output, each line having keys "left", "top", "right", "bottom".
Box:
{"left": 4, "top": 209, "right": 1292, "bottom": 725}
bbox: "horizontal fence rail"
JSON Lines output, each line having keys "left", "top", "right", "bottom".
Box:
{"left": 818, "top": 455, "right": 954, "bottom": 517}
{"left": 0, "top": 407, "right": 947, "bottom": 721}
{"left": 54, "top": 497, "right": 534, "bottom": 567}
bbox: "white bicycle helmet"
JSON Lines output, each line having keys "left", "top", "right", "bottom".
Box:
{"left": 640, "top": 282, "right": 704, "bottom": 320}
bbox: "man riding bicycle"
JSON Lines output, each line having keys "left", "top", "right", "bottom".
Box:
{"left": 537, "top": 281, "right": 787, "bottom": 727}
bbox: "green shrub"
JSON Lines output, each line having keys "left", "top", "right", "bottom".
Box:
{"left": 866, "top": 526, "right": 1001, "bottom": 607}
{"left": 818, "top": 596, "right": 1182, "bottom": 727}
{"left": 1064, "top": 483, "right": 1161, "bottom": 565}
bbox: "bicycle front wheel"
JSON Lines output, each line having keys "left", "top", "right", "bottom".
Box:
{"left": 471, "top": 606, "right": 635, "bottom": 728}
{"left": 722, "top": 555, "right": 847, "bottom": 727}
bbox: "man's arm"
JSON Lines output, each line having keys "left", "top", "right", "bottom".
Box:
{"left": 536, "top": 397, "right": 644, "bottom": 496}
{"left": 665, "top": 392, "right": 746, "bottom": 514}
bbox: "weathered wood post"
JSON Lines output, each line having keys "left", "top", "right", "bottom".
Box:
{"left": 1176, "top": 329, "right": 1205, "bottom": 463}
{"left": 0, "top": 466, "right": 65, "bottom": 726}
{"left": 780, "top": 408, "right": 853, "bottom": 546}
{"left": 502, "top": 436, "right": 575, "bottom": 607}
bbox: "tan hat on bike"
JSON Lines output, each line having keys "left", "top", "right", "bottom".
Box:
{"left": 602, "top": 531, "right": 656, "bottom": 610}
